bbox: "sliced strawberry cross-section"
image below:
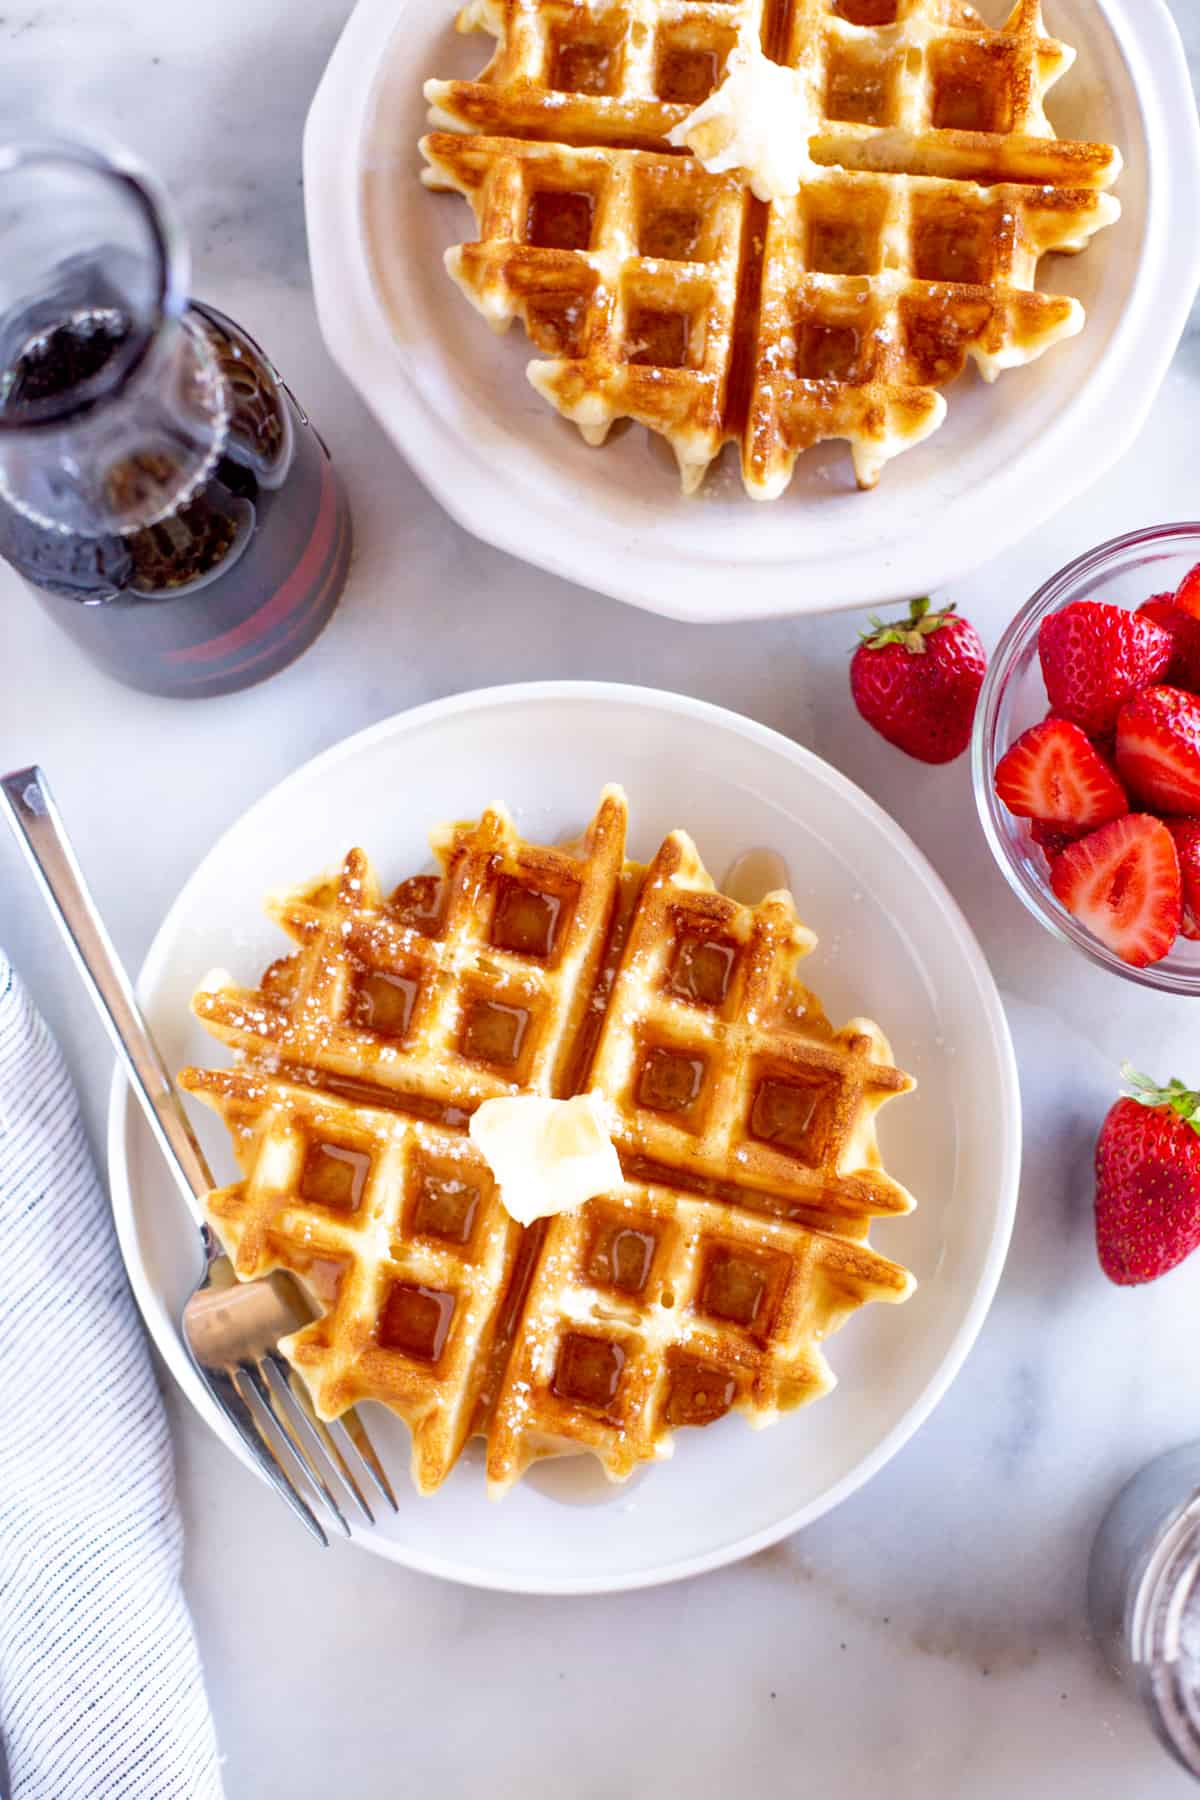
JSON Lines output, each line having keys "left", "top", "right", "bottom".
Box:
{"left": 1050, "top": 814, "right": 1182, "bottom": 968}
{"left": 994, "top": 718, "right": 1128, "bottom": 832}
{"left": 1116, "top": 686, "right": 1200, "bottom": 816}
{"left": 1166, "top": 820, "right": 1200, "bottom": 941}
{"left": 1038, "top": 601, "right": 1173, "bottom": 739}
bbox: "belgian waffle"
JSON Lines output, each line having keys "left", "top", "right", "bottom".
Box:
{"left": 420, "top": 0, "right": 1121, "bottom": 495}
{"left": 180, "top": 788, "right": 917, "bottom": 1496}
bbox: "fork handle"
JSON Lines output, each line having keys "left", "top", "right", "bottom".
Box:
{"left": 1, "top": 766, "right": 213, "bottom": 1225}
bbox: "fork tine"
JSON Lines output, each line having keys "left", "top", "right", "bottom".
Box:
{"left": 326, "top": 1410, "right": 400, "bottom": 1514}
{"left": 262, "top": 1356, "right": 368, "bottom": 1527}
{"left": 271, "top": 1364, "right": 377, "bottom": 1525}
{"left": 213, "top": 1363, "right": 328, "bottom": 1547}
{"left": 251, "top": 1359, "right": 352, "bottom": 1539}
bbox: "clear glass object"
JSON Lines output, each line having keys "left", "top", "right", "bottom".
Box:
{"left": 0, "top": 137, "right": 352, "bottom": 697}
{"left": 971, "top": 522, "right": 1200, "bottom": 996}
{"left": 1089, "top": 1444, "right": 1200, "bottom": 1780}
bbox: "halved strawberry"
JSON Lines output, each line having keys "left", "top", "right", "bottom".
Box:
{"left": 1138, "top": 598, "right": 1200, "bottom": 691}
{"left": 995, "top": 718, "right": 1128, "bottom": 830}
{"left": 1050, "top": 815, "right": 1182, "bottom": 967}
{"left": 1166, "top": 820, "right": 1200, "bottom": 940}
{"left": 1039, "top": 602, "right": 1173, "bottom": 738}
{"left": 1116, "top": 687, "right": 1200, "bottom": 815}
{"left": 1174, "top": 562, "right": 1200, "bottom": 621}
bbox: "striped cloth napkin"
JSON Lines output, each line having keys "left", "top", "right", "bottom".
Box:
{"left": 0, "top": 953, "right": 223, "bottom": 1800}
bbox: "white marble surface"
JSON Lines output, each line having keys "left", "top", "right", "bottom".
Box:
{"left": 3, "top": 2, "right": 1200, "bottom": 1795}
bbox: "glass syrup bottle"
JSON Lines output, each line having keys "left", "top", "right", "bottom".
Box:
{"left": 0, "top": 137, "right": 352, "bottom": 698}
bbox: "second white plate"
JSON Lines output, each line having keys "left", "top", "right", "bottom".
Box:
{"left": 304, "top": 0, "right": 1200, "bottom": 620}
{"left": 108, "top": 683, "right": 1019, "bottom": 1591}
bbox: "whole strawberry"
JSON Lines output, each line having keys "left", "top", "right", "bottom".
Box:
{"left": 1174, "top": 562, "right": 1200, "bottom": 621}
{"left": 1039, "top": 601, "right": 1173, "bottom": 739}
{"left": 1095, "top": 1066, "right": 1200, "bottom": 1285}
{"left": 850, "top": 598, "right": 987, "bottom": 765}
{"left": 1138, "top": 597, "right": 1200, "bottom": 692}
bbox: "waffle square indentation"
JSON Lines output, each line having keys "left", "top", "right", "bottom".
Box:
{"left": 666, "top": 932, "right": 738, "bottom": 1007}
{"left": 749, "top": 1070, "right": 840, "bottom": 1165}
{"left": 928, "top": 42, "right": 1015, "bottom": 134}
{"left": 526, "top": 189, "right": 595, "bottom": 252}
{"left": 299, "top": 1142, "right": 370, "bottom": 1212}
{"left": 408, "top": 1153, "right": 485, "bottom": 1246}
{"left": 639, "top": 206, "right": 704, "bottom": 263}
{"left": 351, "top": 967, "right": 419, "bottom": 1041}
{"left": 913, "top": 199, "right": 996, "bottom": 285}
{"left": 491, "top": 875, "right": 570, "bottom": 959}
{"left": 587, "top": 1216, "right": 659, "bottom": 1295}
{"left": 664, "top": 1353, "right": 737, "bottom": 1425}
{"left": 553, "top": 1331, "right": 626, "bottom": 1410}
{"left": 825, "top": 46, "right": 893, "bottom": 126}
{"left": 549, "top": 28, "right": 621, "bottom": 96}
{"left": 626, "top": 305, "right": 691, "bottom": 369}
{"left": 698, "top": 1245, "right": 787, "bottom": 1339}
{"left": 525, "top": 288, "right": 592, "bottom": 358}
{"left": 655, "top": 39, "right": 722, "bottom": 105}
{"left": 637, "top": 1043, "right": 708, "bottom": 1119}
{"left": 379, "top": 1283, "right": 456, "bottom": 1362}
{"left": 459, "top": 995, "right": 532, "bottom": 1069}
{"left": 794, "top": 317, "right": 874, "bottom": 383}
{"left": 832, "top": 0, "right": 898, "bottom": 24}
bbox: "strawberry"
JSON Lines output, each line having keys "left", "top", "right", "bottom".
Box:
{"left": 1165, "top": 820, "right": 1200, "bottom": 939}
{"left": 1049, "top": 814, "right": 1181, "bottom": 967}
{"left": 1116, "top": 686, "right": 1200, "bottom": 815}
{"left": 1030, "top": 818, "right": 1074, "bottom": 860}
{"left": 1138, "top": 598, "right": 1200, "bottom": 691}
{"left": 994, "top": 718, "right": 1127, "bottom": 831}
{"left": 1043, "top": 708, "right": 1119, "bottom": 769}
{"left": 1174, "top": 562, "right": 1200, "bottom": 621}
{"left": 1038, "top": 601, "right": 1173, "bottom": 738}
{"left": 850, "top": 598, "right": 987, "bottom": 765}
{"left": 1094, "top": 1066, "right": 1200, "bottom": 1285}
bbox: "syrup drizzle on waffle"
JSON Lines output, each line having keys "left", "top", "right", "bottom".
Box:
{"left": 420, "top": 0, "right": 1121, "bottom": 495}
{"left": 181, "top": 788, "right": 917, "bottom": 1495}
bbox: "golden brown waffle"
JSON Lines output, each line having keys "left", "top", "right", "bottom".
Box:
{"left": 585, "top": 829, "right": 915, "bottom": 1237}
{"left": 488, "top": 1172, "right": 910, "bottom": 1489}
{"left": 177, "top": 1067, "right": 523, "bottom": 1493}
{"left": 181, "top": 788, "right": 917, "bottom": 1496}
{"left": 420, "top": 0, "right": 1121, "bottom": 495}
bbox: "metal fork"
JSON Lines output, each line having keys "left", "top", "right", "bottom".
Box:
{"left": 1, "top": 766, "right": 398, "bottom": 1546}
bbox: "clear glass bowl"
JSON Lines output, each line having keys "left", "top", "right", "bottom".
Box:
{"left": 972, "top": 522, "right": 1200, "bottom": 996}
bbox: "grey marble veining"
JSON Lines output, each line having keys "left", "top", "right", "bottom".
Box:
{"left": 2, "top": 3, "right": 1200, "bottom": 1797}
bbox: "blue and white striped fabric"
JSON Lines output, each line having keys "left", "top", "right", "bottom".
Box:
{"left": 0, "top": 954, "right": 223, "bottom": 1800}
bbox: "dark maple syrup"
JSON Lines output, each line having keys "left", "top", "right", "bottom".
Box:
{"left": 0, "top": 302, "right": 350, "bottom": 696}
{"left": 353, "top": 968, "right": 420, "bottom": 1041}
{"left": 299, "top": 1141, "right": 371, "bottom": 1212}
{"left": 379, "top": 1283, "right": 456, "bottom": 1362}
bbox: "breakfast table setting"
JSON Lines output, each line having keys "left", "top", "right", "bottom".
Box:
{"left": 3, "top": 0, "right": 1200, "bottom": 1795}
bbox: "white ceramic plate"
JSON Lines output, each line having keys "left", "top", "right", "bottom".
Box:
{"left": 109, "top": 684, "right": 1020, "bottom": 1592}
{"left": 303, "top": 0, "right": 1200, "bottom": 621}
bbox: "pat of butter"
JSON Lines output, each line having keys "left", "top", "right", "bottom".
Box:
{"left": 469, "top": 1094, "right": 622, "bottom": 1227}
{"left": 667, "top": 45, "right": 813, "bottom": 204}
